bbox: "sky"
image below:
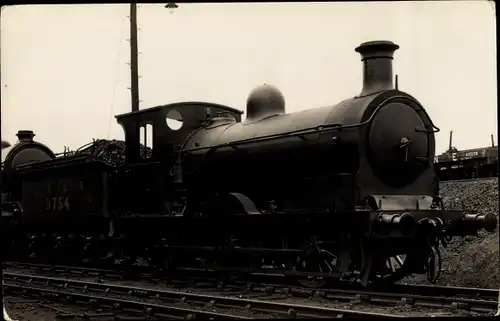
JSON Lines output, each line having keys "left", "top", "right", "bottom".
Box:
{"left": 1, "top": 1, "right": 497, "bottom": 159}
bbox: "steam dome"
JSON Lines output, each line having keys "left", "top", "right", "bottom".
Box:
{"left": 246, "top": 84, "right": 286, "bottom": 122}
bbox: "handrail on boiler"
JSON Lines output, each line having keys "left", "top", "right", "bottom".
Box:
{"left": 182, "top": 96, "right": 440, "bottom": 154}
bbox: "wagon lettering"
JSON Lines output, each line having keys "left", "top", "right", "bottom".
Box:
{"left": 45, "top": 196, "right": 70, "bottom": 211}
{"left": 464, "top": 151, "right": 478, "bottom": 158}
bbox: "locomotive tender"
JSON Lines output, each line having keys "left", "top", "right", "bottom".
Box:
{"left": 2, "top": 40, "right": 497, "bottom": 287}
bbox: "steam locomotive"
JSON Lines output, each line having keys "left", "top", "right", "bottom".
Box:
{"left": 2, "top": 40, "right": 497, "bottom": 288}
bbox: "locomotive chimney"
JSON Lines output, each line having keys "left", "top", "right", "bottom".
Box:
{"left": 355, "top": 40, "right": 400, "bottom": 96}
{"left": 16, "top": 130, "right": 35, "bottom": 142}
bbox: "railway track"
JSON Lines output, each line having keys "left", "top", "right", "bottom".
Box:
{"left": 4, "top": 262, "right": 498, "bottom": 315}
{"left": 3, "top": 272, "right": 402, "bottom": 319}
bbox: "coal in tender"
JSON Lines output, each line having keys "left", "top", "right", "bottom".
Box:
{"left": 73, "top": 139, "right": 152, "bottom": 166}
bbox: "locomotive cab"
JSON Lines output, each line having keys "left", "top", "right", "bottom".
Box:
{"left": 115, "top": 102, "right": 243, "bottom": 214}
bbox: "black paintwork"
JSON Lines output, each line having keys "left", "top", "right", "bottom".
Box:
{"left": 183, "top": 90, "right": 437, "bottom": 214}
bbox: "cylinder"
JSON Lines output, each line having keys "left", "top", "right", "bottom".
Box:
{"left": 355, "top": 40, "right": 400, "bottom": 97}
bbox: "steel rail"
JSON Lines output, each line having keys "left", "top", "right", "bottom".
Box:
{"left": 5, "top": 261, "right": 498, "bottom": 302}
{"left": 4, "top": 263, "right": 498, "bottom": 314}
{"left": 228, "top": 283, "right": 498, "bottom": 313}
{"left": 4, "top": 283, "right": 251, "bottom": 320}
{"left": 311, "top": 287, "right": 497, "bottom": 313}
{"left": 3, "top": 272, "right": 401, "bottom": 319}
{"left": 4, "top": 261, "right": 134, "bottom": 279}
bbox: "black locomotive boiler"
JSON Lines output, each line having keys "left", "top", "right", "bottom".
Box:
{"left": 2, "top": 40, "right": 497, "bottom": 287}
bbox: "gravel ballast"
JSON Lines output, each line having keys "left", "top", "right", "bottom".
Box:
{"left": 402, "top": 178, "right": 499, "bottom": 289}
{"left": 438, "top": 178, "right": 499, "bottom": 289}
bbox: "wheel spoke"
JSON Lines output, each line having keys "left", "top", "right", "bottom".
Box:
{"left": 387, "top": 257, "right": 396, "bottom": 272}
{"left": 395, "top": 254, "right": 405, "bottom": 266}
{"left": 372, "top": 254, "right": 408, "bottom": 285}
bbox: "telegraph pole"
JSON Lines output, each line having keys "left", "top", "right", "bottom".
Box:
{"left": 128, "top": 3, "right": 178, "bottom": 113}
{"left": 129, "top": 3, "right": 140, "bottom": 112}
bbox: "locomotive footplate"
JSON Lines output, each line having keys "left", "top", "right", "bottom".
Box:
{"left": 116, "top": 206, "right": 496, "bottom": 238}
